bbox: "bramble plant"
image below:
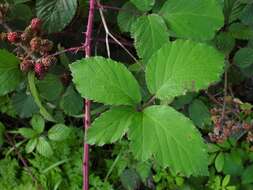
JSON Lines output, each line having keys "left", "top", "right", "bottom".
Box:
{"left": 1, "top": 0, "right": 253, "bottom": 189}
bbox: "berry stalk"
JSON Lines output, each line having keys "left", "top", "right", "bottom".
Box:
{"left": 83, "top": 0, "right": 95, "bottom": 189}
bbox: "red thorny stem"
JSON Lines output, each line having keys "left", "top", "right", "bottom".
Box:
{"left": 83, "top": 0, "right": 95, "bottom": 189}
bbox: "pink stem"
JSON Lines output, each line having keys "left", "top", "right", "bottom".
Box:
{"left": 83, "top": 0, "right": 95, "bottom": 189}
{"left": 50, "top": 46, "right": 85, "bottom": 57}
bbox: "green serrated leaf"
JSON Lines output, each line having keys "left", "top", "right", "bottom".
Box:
{"left": 48, "top": 124, "right": 71, "bottom": 141}
{"left": 70, "top": 57, "right": 141, "bottom": 106}
{"left": 36, "top": 0, "right": 78, "bottom": 33}
{"left": 117, "top": 2, "right": 141, "bottom": 33}
{"left": 36, "top": 137, "right": 53, "bottom": 157}
{"left": 11, "top": 91, "right": 39, "bottom": 118}
{"left": 159, "top": 0, "right": 224, "bottom": 40}
{"left": 146, "top": 40, "right": 224, "bottom": 100}
{"left": 25, "top": 138, "right": 38, "bottom": 153}
{"left": 130, "top": 0, "right": 154, "bottom": 11}
{"left": 131, "top": 14, "right": 169, "bottom": 64}
{"left": 60, "top": 85, "right": 83, "bottom": 116}
{"left": 0, "top": 49, "right": 22, "bottom": 96}
{"left": 31, "top": 114, "right": 45, "bottom": 134}
{"left": 87, "top": 107, "right": 136, "bottom": 146}
{"left": 128, "top": 105, "right": 208, "bottom": 176}
{"left": 18, "top": 128, "right": 37, "bottom": 139}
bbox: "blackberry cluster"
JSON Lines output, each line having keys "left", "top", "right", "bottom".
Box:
{"left": 0, "top": 17, "right": 56, "bottom": 79}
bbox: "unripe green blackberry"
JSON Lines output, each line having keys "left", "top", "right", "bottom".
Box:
{"left": 30, "top": 37, "right": 41, "bottom": 52}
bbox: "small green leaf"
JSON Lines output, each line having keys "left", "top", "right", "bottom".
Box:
{"left": 223, "top": 0, "right": 246, "bottom": 24}
{"left": 240, "top": 4, "right": 253, "bottom": 26}
{"left": 213, "top": 32, "right": 235, "bottom": 55}
{"left": 70, "top": 57, "right": 142, "bottom": 106}
{"left": 234, "top": 48, "right": 253, "bottom": 69}
{"left": 120, "top": 169, "right": 141, "bottom": 190}
{"left": 0, "top": 49, "right": 22, "bottom": 96}
{"left": 222, "top": 175, "right": 230, "bottom": 187}
{"left": 229, "top": 23, "right": 253, "bottom": 40}
{"left": 215, "top": 152, "right": 225, "bottom": 172}
{"left": 87, "top": 107, "right": 136, "bottom": 146}
{"left": 0, "top": 122, "right": 5, "bottom": 146}
{"left": 36, "top": 137, "right": 53, "bottom": 157}
{"left": 146, "top": 40, "right": 224, "bottom": 100}
{"left": 223, "top": 151, "right": 243, "bottom": 175}
{"left": 159, "top": 0, "right": 224, "bottom": 40}
{"left": 18, "top": 128, "right": 37, "bottom": 139}
{"left": 36, "top": 0, "right": 78, "bottom": 33}
{"left": 135, "top": 162, "right": 151, "bottom": 182}
{"left": 208, "top": 143, "right": 221, "bottom": 153}
{"left": 117, "top": 2, "right": 141, "bottom": 33}
{"left": 128, "top": 105, "right": 208, "bottom": 176}
{"left": 14, "top": 0, "right": 32, "bottom": 4}
{"left": 226, "top": 186, "right": 236, "bottom": 190}
{"left": 25, "top": 138, "right": 38, "bottom": 153}
{"left": 188, "top": 99, "right": 211, "bottom": 128}
{"left": 10, "top": 4, "right": 33, "bottom": 22}
{"left": 171, "top": 92, "right": 196, "bottom": 110}
{"left": 242, "top": 164, "right": 253, "bottom": 184}
{"left": 12, "top": 91, "right": 39, "bottom": 118}
{"left": 130, "top": 0, "right": 154, "bottom": 11}
{"left": 36, "top": 74, "right": 64, "bottom": 101}
{"left": 131, "top": 14, "right": 169, "bottom": 64}
{"left": 48, "top": 124, "right": 71, "bottom": 141}
{"left": 60, "top": 85, "right": 83, "bottom": 116}
{"left": 31, "top": 114, "right": 45, "bottom": 134}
